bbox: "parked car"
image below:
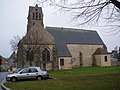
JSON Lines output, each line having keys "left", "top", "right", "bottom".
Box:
{"left": 6, "top": 67, "right": 49, "bottom": 82}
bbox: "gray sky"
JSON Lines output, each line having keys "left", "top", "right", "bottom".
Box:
{"left": 0, "top": 0, "right": 120, "bottom": 58}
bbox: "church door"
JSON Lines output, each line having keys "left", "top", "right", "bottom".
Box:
{"left": 43, "top": 63, "right": 46, "bottom": 70}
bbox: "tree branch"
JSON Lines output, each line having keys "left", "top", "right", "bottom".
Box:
{"left": 110, "top": 0, "right": 120, "bottom": 9}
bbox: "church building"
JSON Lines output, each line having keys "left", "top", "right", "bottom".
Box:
{"left": 17, "top": 4, "right": 111, "bottom": 70}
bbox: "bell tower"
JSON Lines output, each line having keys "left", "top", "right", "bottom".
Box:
{"left": 27, "top": 4, "right": 44, "bottom": 32}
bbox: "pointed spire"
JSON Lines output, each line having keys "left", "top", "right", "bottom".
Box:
{"left": 35, "top": 4, "right": 38, "bottom": 7}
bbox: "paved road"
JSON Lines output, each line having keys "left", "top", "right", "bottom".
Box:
{"left": 0, "top": 72, "right": 9, "bottom": 90}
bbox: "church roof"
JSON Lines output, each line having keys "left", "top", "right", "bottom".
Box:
{"left": 46, "top": 27, "right": 105, "bottom": 57}
{"left": 93, "top": 48, "right": 108, "bottom": 55}
{"left": 20, "top": 23, "right": 54, "bottom": 45}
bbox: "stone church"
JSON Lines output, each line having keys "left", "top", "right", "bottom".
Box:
{"left": 17, "top": 4, "right": 111, "bottom": 70}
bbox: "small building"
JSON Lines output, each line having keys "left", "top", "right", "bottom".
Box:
{"left": 93, "top": 48, "right": 111, "bottom": 67}
{"left": 0, "top": 55, "right": 9, "bottom": 71}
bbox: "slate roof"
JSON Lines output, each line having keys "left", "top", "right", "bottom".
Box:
{"left": 46, "top": 27, "right": 104, "bottom": 57}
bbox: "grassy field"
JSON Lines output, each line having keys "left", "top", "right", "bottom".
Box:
{"left": 5, "top": 66, "right": 120, "bottom": 90}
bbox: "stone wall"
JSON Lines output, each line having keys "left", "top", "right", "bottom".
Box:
{"left": 111, "top": 61, "right": 120, "bottom": 66}
{"left": 17, "top": 44, "right": 55, "bottom": 70}
{"left": 58, "top": 57, "right": 72, "bottom": 69}
{"left": 95, "top": 54, "right": 111, "bottom": 66}
{"left": 67, "top": 44, "right": 104, "bottom": 67}
{"left": 94, "top": 55, "right": 101, "bottom": 66}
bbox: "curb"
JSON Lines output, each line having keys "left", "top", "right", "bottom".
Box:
{"left": 1, "top": 83, "right": 10, "bottom": 90}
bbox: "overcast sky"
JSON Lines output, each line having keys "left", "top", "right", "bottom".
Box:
{"left": 0, "top": 0, "right": 120, "bottom": 58}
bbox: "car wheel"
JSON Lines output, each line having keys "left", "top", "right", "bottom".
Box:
{"left": 37, "top": 76, "right": 42, "bottom": 80}
{"left": 11, "top": 77, "right": 17, "bottom": 82}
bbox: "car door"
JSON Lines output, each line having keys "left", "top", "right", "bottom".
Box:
{"left": 17, "top": 68, "right": 30, "bottom": 80}
{"left": 28, "top": 68, "right": 38, "bottom": 79}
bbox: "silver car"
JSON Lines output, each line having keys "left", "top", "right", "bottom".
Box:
{"left": 6, "top": 67, "right": 49, "bottom": 82}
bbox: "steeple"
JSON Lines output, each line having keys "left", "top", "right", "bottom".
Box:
{"left": 35, "top": 4, "right": 38, "bottom": 7}
{"left": 27, "top": 4, "right": 44, "bottom": 32}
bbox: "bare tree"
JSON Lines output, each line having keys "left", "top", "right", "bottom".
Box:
{"left": 40, "top": 0, "right": 120, "bottom": 34}
{"left": 10, "top": 35, "right": 21, "bottom": 52}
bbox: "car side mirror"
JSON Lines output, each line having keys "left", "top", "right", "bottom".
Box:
{"left": 20, "top": 72, "right": 22, "bottom": 74}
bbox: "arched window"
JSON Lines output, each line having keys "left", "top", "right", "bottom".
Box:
{"left": 39, "top": 13, "right": 41, "bottom": 20}
{"left": 42, "top": 48, "right": 50, "bottom": 61}
{"left": 36, "top": 12, "right": 38, "bottom": 19}
{"left": 32, "top": 13, "right": 35, "bottom": 19}
{"left": 79, "top": 51, "right": 83, "bottom": 66}
{"left": 26, "top": 48, "right": 34, "bottom": 66}
{"left": 104, "top": 56, "right": 107, "bottom": 62}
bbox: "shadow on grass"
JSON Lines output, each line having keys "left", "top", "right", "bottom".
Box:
{"left": 7, "top": 77, "right": 54, "bottom": 82}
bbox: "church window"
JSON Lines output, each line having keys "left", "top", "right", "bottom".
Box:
{"left": 26, "top": 48, "right": 34, "bottom": 65}
{"left": 33, "top": 23, "right": 35, "bottom": 25}
{"left": 42, "top": 48, "right": 50, "bottom": 61}
{"left": 60, "top": 59, "right": 64, "bottom": 66}
{"left": 39, "top": 13, "right": 41, "bottom": 20}
{"left": 104, "top": 56, "right": 107, "bottom": 62}
{"left": 33, "top": 13, "right": 35, "bottom": 19}
{"left": 36, "top": 12, "right": 38, "bottom": 19}
{"left": 36, "top": 9, "right": 37, "bottom": 11}
{"left": 79, "top": 51, "right": 83, "bottom": 66}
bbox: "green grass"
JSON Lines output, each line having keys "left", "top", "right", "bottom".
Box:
{"left": 5, "top": 66, "right": 120, "bottom": 90}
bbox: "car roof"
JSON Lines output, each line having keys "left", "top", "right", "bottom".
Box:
{"left": 26, "top": 67, "right": 41, "bottom": 70}
{"left": 28, "top": 66, "right": 40, "bottom": 68}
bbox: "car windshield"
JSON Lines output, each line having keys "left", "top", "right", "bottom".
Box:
{"left": 13, "top": 68, "right": 22, "bottom": 73}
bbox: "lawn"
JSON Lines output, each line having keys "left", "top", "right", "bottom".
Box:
{"left": 5, "top": 66, "right": 120, "bottom": 90}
